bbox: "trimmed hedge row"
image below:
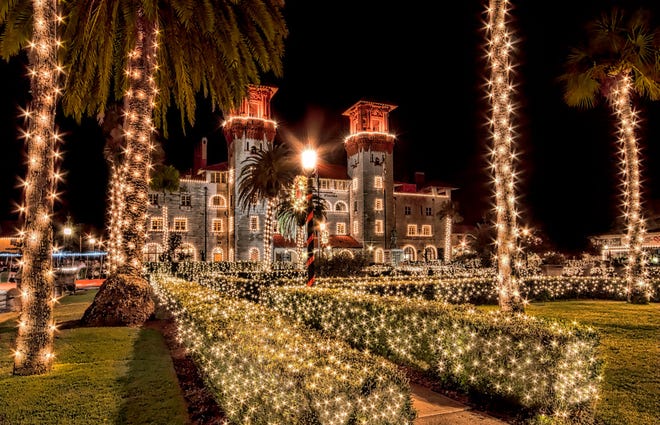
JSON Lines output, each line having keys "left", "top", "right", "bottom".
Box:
{"left": 263, "top": 286, "right": 602, "bottom": 424}
{"left": 150, "top": 276, "right": 416, "bottom": 425}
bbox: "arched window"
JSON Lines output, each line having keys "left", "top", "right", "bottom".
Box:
{"left": 402, "top": 245, "right": 416, "bottom": 262}
{"left": 212, "top": 247, "right": 224, "bottom": 262}
{"left": 175, "top": 243, "right": 196, "bottom": 261}
{"left": 374, "top": 248, "right": 384, "bottom": 264}
{"left": 424, "top": 245, "right": 437, "bottom": 261}
{"left": 249, "top": 247, "right": 260, "bottom": 261}
{"left": 338, "top": 249, "right": 354, "bottom": 258}
{"left": 209, "top": 195, "right": 227, "bottom": 209}
{"left": 143, "top": 243, "right": 163, "bottom": 262}
{"left": 334, "top": 201, "right": 348, "bottom": 212}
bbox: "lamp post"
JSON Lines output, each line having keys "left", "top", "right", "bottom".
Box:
{"left": 302, "top": 147, "right": 317, "bottom": 287}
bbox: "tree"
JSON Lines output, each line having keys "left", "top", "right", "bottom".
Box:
{"left": 59, "top": 0, "right": 287, "bottom": 325}
{"left": 149, "top": 164, "right": 180, "bottom": 194}
{"left": 276, "top": 176, "right": 327, "bottom": 269}
{"left": 437, "top": 200, "right": 463, "bottom": 262}
{"left": 560, "top": 7, "right": 660, "bottom": 304}
{"left": 0, "top": 0, "right": 63, "bottom": 375}
{"left": 484, "top": 0, "right": 524, "bottom": 313}
{"left": 238, "top": 142, "right": 297, "bottom": 267}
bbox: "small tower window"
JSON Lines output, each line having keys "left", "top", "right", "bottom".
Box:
{"left": 374, "top": 176, "right": 383, "bottom": 189}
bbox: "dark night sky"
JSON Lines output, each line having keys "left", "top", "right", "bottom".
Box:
{"left": 1, "top": 0, "right": 660, "bottom": 254}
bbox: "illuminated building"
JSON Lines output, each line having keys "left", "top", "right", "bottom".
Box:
{"left": 144, "top": 86, "right": 455, "bottom": 264}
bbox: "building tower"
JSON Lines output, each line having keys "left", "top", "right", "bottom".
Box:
{"left": 343, "top": 100, "right": 397, "bottom": 257}
{"left": 222, "top": 85, "right": 278, "bottom": 261}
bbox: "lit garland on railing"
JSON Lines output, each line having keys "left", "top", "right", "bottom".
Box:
{"left": 13, "top": 0, "right": 64, "bottom": 375}
{"left": 150, "top": 276, "right": 416, "bottom": 424}
{"left": 485, "top": 0, "right": 523, "bottom": 312}
{"left": 611, "top": 74, "right": 651, "bottom": 304}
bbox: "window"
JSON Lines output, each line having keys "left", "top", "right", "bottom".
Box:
{"left": 374, "top": 176, "right": 383, "bottom": 189}
{"left": 421, "top": 225, "right": 432, "bottom": 236}
{"left": 320, "top": 179, "right": 329, "bottom": 190}
{"left": 403, "top": 245, "right": 416, "bottom": 261}
{"left": 212, "top": 248, "right": 224, "bottom": 262}
{"left": 374, "top": 199, "right": 383, "bottom": 211}
{"left": 210, "top": 172, "right": 221, "bottom": 183}
{"left": 148, "top": 193, "right": 158, "bottom": 205}
{"left": 425, "top": 207, "right": 433, "bottom": 216}
{"left": 210, "top": 195, "right": 227, "bottom": 208}
{"left": 212, "top": 219, "right": 224, "bottom": 233}
{"left": 173, "top": 218, "right": 188, "bottom": 232}
{"left": 180, "top": 193, "right": 191, "bottom": 207}
{"left": 334, "top": 201, "right": 347, "bottom": 212}
{"left": 249, "top": 247, "right": 260, "bottom": 261}
{"left": 375, "top": 220, "right": 384, "bottom": 234}
{"left": 336, "top": 222, "right": 347, "bottom": 235}
{"left": 352, "top": 178, "right": 358, "bottom": 190}
{"left": 404, "top": 206, "right": 411, "bottom": 216}
{"left": 249, "top": 216, "right": 259, "bottom": 232}
{"left": 374, "top": 248, "right": 384, "bottom": 264}
{"left": 150, "top": 218, "right": 163, "bottom": 232}
{"left": 143, "top": 243, "right": 163, "bottom": 263}
{"left": 407, "top": 224, "right": 417, "bottom": 236}
{"left": 334, "top": 180, "right": 349, "bottom": 190}
{"left": 353, "top": 221, "right": 358, "bottom": 235}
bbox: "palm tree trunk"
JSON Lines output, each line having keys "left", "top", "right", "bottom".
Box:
{"left": 13, "top": 0, "right": 60, "bottom": 375}
{"left": 487, "top": 0, "right": 523, "bottom": 313}
{"left": 611, "top": 74, "right": 651, "bottom": 304}
{"left": 263, "top": 198, "right": 274, "bottom": 270}
{"left": 116, "top": 10, "right": 158, "bottom": 276}
{"left": 106, "top": 162, "right": 126, "bottom": 272}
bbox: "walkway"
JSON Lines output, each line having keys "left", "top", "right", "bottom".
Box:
{"left": 412, "top": 383, "right": 509, "bottom": 425}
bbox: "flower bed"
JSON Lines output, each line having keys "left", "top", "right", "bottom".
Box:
{"left": 150, "top": 276, "right": 416, "bottom": 425}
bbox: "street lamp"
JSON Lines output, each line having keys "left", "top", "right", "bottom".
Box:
{"left": 301, "top": 147, "right": 317, "bottom": 287}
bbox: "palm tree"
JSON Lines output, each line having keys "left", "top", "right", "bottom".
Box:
{"left": 437, "top": 200, "right": 463, "bottom": 263}
{"left": 560, "top": 7, "right": 660, "bottom": 304}
{"left": 237, "top": 142, "right": 297, "bottom": 267}
{"left": 61, "top": 0, "right": 287, "bottom": 276}
{"left": 0, "top": 0, "right": 62, "bottom": 375}
{"left": 276, "top": 176, "right": 327, "bottom": 269}
{"left": 484, "top": 0, "right": 524, "bottom": 313}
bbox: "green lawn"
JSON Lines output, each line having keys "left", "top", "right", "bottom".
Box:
{"left": 525, "top": 301, "right": 660, "bottom": 425}
{"left": 0, "top": 290, "right": 189, "bottom": 425}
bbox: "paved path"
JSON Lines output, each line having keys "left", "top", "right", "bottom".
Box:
{"left": 411, "top": 383, "right": 509, "bottom": 425}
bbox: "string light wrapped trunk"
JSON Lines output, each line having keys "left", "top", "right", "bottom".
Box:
{"left": 13, "top": 0, "right": 62, "bottom": 375}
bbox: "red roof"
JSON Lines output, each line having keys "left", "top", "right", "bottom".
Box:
{"left": 273, "top": 234, "right": 297, "bottom": 248}
{"left": 317, "top": 163, "right": 348, "bottom": 180}
{"left": 202, "top": 162, "right": 229, "bottom": 171}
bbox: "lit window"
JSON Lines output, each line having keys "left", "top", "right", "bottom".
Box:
{"left": 210, "top": 195, "right": 227, "bottom": 208}
{"left": 337, "top": 222, "right": 347, "bottom": 235}
{"left": 404, "top": 206, "right": 411, "bottom": 216}
{"left": 320, "top": 179, "right": 329, "bottom": 190}
{"left": 335, "top": 201, "right": 347, "bottom": 212}
{"left": 150, "top": 218, "right": 163, "bottom": 232}
{"left": 407, "top": 224, "right": 417, "bottom": 236}
{"left": 180, "top": 193, "right": 191, "bottom": 207}
{"left": 212, "top": 248, "right": 224, "bottom": 262}
{"left": 173, "top": 218, "right": 188, "bottom": 232}
{"left": 374, "top": 199, "right": 383, "bottom": 211}
{"left": 249, "top": 247, "right": 260, "bottom": 261}
{"left": 352, "top": 178, "right": 358, "bottom": 190}
{"left": 375, "top": 220, "right": 384, "bottom": 234}
{"left": 210, "top": 172, "right": 221, "bottom": 183}
{"left": 212, "top": 219, "right": 224, "bottom": 233}
{"left": 374, "top": 248, "right": 384, "bottom": 263}
{"left": 374, "top": 176, "right": 383, "bottom": 189}
{"left": 421, "top": 225, "right": 432, "bottom": 236}
{"left": 352, "top": 221, "right": 358, "bottom": 235}
{"left": 425, "top": 207, "right": 433, "bottom": 216}
{"left": 250, "top": 216, "right": 259, "bottom": 232}
{"left": 148, "top": 193, "right": 158, "bottom": 205}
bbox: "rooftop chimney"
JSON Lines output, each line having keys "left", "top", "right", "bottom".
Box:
{"left": 414, "top": 171, "right": 425, "bottom": 188}
{"left": 193, "top": 137, "right": 208, "bottom": 174}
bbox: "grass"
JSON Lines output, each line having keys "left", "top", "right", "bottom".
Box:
{"left": 0, "top": 290, "right": 189, "bottom": 425}
{"left": 525, "top": 301, "right": 660, "bottom": 425}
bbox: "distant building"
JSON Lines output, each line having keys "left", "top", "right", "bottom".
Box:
{"left": 144, "top": 85, "right": 455, "bottom": 265}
